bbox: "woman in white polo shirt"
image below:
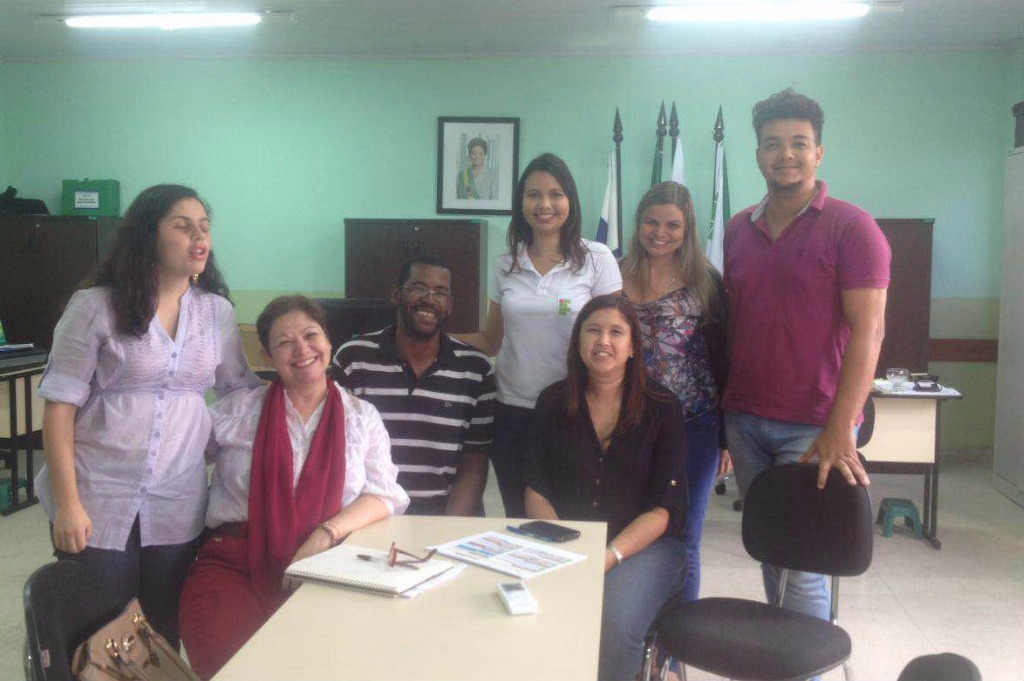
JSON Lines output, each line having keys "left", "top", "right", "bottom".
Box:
{"left": 460, "top": 153, "right": 622, "bottom": 517}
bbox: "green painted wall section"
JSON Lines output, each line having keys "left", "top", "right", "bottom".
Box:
{"left": 1012, "top": 46, "right": 1024, "bottom": 122}
{"left": 0, "top": 50, "right": 1011, "bottom": 301}
{"left": 0, "top": 49, "right": 1016, "bottom": 453}
{"left": 0, "top": 66, "right": 7, "bottom": 189}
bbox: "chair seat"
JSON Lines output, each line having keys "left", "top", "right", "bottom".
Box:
{"left": 654, "top": 597, "right": 852, "bottom": 681}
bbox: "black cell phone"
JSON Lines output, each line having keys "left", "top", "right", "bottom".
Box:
{"left": 514, "top": 520, "right": 581, "bottom": 543}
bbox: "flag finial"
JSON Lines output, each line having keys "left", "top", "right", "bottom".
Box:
{"left": 713, "top": 106, "right": 725, "bottom": 143}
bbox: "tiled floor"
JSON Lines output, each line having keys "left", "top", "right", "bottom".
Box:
{"left": 3, "top": 457, "right": 1022, "bottom": 680}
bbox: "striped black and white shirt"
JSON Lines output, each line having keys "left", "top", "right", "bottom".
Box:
{"left": 332, "top": 326, "right": 496, "bottom": 515}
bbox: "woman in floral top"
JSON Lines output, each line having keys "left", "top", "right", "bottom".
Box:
{"left": 620, "top": 181, "right": 729, "bottom": 602}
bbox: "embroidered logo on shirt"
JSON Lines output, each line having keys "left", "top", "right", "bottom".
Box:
{"left": 558, "top": 298, "right": 571, "bottom": 315}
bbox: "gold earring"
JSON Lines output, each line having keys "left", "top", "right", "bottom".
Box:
{"left": 190, "top": 273, "right": 199, "bottom": 285}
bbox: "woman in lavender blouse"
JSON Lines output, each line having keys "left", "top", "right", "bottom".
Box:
{"left": 35, "top": 184, "right": 258, "bottom": 647}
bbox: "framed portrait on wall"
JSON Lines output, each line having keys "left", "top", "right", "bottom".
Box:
{"left": 437, "top": 116, "right": 519, "bottom": 215}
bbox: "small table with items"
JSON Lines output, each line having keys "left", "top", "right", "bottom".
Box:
{"left": 860, "top": 382, "right": 962, "bottom": 549}
{"left": 0, "top": 357, "right": 47, "bottom": 515}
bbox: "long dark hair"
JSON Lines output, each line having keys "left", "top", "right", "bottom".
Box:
{"left": 93, "top": 184, "right": 230, "bottom": 336}
{"left": 505, "top": 153, "right": 588, "bottom": 275}
{"left": 565, "top": 294, "right": 660, "bottom": 437}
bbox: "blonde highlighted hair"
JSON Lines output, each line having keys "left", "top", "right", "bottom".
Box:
{"left": 619, "top": 181, "right": 722, "bottom": 325}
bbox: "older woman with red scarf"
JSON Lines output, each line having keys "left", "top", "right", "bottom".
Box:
{"left": 179, "top": 296, "right": 408, "bottom": 680}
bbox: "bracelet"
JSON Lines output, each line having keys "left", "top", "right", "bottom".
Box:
{"left": 317, "top": 522, "right": 343, "bottom": 547}
{"left": 607, "top": 542, "right": 624, "bottom": 565}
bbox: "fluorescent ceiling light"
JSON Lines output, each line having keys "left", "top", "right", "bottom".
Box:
{"left": 64, "top": 13, "right": 263, "bottom": 30}
{"left": 647, "top": 2, "right": 872, "bottom": 23}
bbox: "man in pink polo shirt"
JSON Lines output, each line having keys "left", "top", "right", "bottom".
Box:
{"left": 723, "top": 89, "right": 890, "bottom": 622}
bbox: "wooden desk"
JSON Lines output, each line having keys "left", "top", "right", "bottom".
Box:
{"left": 860, "top": 386, "right": 962, "bottom": 549}
{"left": 214, "top": 516, "right": 606, "bottom": 681}
{"left": 1, "top": 363, "right": 45, "bottom": 515}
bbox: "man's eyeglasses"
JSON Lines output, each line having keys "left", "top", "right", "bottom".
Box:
{"left": 387, "top": 542, "right": 437, "bottom": 569}
{"left": 402, "top": 284, "right": 451, "bottom": 303}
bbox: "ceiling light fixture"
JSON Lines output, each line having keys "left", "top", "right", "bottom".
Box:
{"left": 64, "top": 12, "right": 263, "bottom": 30}
{"left": 646, "top": 1, "right": 876, "bottom": 23}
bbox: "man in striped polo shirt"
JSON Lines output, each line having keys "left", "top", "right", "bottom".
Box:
{"left": 332, "top": 255, "right": 496, "bottom": 516}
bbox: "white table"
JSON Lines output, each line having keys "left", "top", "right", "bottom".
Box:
{"left": 1, "top": 362, "right": 45, "bottom": 515}
{"left": 860, "top": 385, "right": 962, "bottom": 549}
{"left": 213, "top": 516, "right": 607, "bottom": 681}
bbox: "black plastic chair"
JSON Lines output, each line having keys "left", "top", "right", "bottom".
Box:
{"left": 898, "top": 653, "right": 982, "bottom": 681}
{"left": 641, "top": 463, "right": 874, "bottom": 681}
{"left": 24, "top": 561, "right": 125, "bottom": 681}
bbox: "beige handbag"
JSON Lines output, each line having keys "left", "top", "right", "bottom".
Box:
{"left": 71, "top": 598, "right": 199, "bottom": 681}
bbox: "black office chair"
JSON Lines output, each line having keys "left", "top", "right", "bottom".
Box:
{"left": 24, "top": 561, "right": 125, "bottom": 681}
{"left": 641, "top": 463, "right": 873, "bottom": 681}
{"left": 898, "top": 653, "right": 982, "bottom": 681}
{"left": 857, "top": 395, "right": 875, "bottom": 449}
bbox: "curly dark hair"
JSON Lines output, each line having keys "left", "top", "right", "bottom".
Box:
{"left": 505, "top": 153, "right": 588, "bottom": 275}
{"left": 93, "top": 184, "right": 230, "bottom": 336}
{"left": 752, "top": 88, "right": 824, "bottom": 145}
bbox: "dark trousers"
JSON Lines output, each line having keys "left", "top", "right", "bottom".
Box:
{"left": 490, "top": 402, "right": 533, "bottom": 518}
{"left": 53, "top": 516, "right": 200, "bottom": 649}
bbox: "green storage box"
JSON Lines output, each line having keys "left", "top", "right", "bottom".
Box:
{"left": 62, "top": 179, "right": 121, "bottom": 216}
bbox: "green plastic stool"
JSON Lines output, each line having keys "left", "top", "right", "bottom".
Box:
{"left": 0, "top": 477, "right": 28, "bottom": 512}
{"left": 876, "top": 497, "right": 923, "bottom": 539}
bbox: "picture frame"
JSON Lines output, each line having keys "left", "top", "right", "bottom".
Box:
{"left": 437, "top": 116, "right": 519, "bottom": 215}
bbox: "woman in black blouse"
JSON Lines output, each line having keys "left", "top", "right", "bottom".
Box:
{"left": 525, "top": 294, "right": 688, "bottom": 681}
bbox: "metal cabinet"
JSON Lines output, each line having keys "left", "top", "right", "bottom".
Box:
{"left": 0, "top": 215, "right": 118, "bottom": 350}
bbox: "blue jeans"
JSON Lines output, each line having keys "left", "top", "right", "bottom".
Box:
{"left": 724, "top": 410, "right": 831, "bottom": 622}
{"left": 600, "top": 534, "right": 688, "bottom": 681}
{"left": 490, "top": 402, "right": 532, "bottom": 518}
{"left": 681, "top": 409, "right": 721, "bottom": 602}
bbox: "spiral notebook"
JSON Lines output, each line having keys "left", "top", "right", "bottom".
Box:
{"left": 284, "top": 544, "right": 457, "bottom": 597}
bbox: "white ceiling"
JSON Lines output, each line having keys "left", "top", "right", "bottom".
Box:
{"left": 0, "top": 0, "right": 1021, "bottom": 61}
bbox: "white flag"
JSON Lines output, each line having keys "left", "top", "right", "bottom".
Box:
{"left": 671, "top": 138, "right": 685, "bottom": 185}
{"left": 596, "top": 150, "right": 621, "bottom": 257}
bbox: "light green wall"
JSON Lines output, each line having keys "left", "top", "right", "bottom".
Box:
{"left": 0, "top": 49, "right": 1015, "bottom": 452}
{"left": 1012, "top": 45, "right": 1024, "bottom": 148}
{"left": 0, "top": 50, "right": 1011, "bottom": 301}
{"left": 1013, "top": 46, "right": 1024, "bottom": 106}
{"left": 0, "top": 70, "right": 7, "bottom": 189}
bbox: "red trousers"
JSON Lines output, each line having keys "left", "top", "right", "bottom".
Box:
{"left": 179, "top": 531, "right": 284, "bottom": 680}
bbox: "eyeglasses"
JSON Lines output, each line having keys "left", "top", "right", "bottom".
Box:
{"left": 387, "top": 542, "right": 437, "bottom": 569}
{"left": 402, "top": 284, "right": 451, "bottom": 303}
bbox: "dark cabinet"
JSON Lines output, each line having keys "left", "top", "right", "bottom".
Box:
{"left": 876, "top": 218, "right": 934, "bottom": 375}
{"left": 0, "top": 215, "right": 119, "bottom": 349}
{"left": 344, "top": 219, "right": 488, "bottom": 334}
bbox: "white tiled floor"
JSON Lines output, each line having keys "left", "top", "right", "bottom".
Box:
{"left": 3, "top": 457, "right": 1022, "bottom": 680}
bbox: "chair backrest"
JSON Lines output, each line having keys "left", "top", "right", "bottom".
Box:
{"left": 24, "top": 561, "right": 125, "bottom": 681}
{"left": 742, "top": 463, "right": 873, "bottom": 577}
{"left": 856, "top": 396, "right": 875, "bottom": 448}
{"left": 897, "top": 653, "right": 982, "bottom": 681}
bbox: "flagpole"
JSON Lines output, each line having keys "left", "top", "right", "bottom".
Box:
{"left": 669, "top": 102, "right": 679, "bottom": 162}
{"left": 713, "top": 105, "right": 724, "bottom": 146}
{"left": 651, "top": 101, "right": 667, "bottom": 187}
{"left": 613, "top": 109, "right": 623, "bottom": 242}
{"left": 707, "top": 106, "right": 727, "bottom": 272}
